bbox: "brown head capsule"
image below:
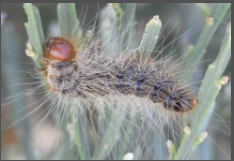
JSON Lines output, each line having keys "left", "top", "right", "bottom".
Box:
{"left": 45, "top": 37, "right": 75, "bottom": 61}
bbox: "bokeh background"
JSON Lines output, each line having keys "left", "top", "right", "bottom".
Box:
{"left": 1, "top": 3, "right": 231, "bottom": 160}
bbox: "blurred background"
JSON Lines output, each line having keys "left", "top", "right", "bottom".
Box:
{"left": 1, "top": 3, "right": 231, "bottom": 160}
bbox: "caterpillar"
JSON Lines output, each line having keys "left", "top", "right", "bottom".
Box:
{"left": 43, "top": 36, "right": 198, "bottom": 113}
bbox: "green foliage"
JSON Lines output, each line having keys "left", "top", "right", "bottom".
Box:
{"left": 24, "top": 3, "right": 45, "bottom": 69}
{"left": 174, "top": 21, "right": 231, "bottom": 160}
{"left": 185, "top": 3, "right": 231, "bottom": 80}
{"left": 140, "top": 15, "right": 162, "bottom": 59}
{"left": 57, "top": 3, "right": 80, "bottom": 37}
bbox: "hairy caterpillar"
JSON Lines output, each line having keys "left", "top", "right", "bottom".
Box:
{"left": 42, "top": 36, "right": 198, "bottom": 113}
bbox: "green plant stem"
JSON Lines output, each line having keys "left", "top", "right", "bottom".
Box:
{"left": 139, "top": 15, "right": 162, "bottom": 60}
{"left": 185, "top": 3, "right": 230, "bottom": 80}
{"left": 174, "top": 22, "right": 231, "bottom": 160}
{"left": 70, "top": 107, "right": 90, "bottom": 160}
{"left": 120, "top": 3, "right": 137, "bottom": 50}
{"left": 193, "top": 22, "right": 231, "bottom": 133}
{"left": 57, "top": 3, "right": 79, "bottom": 37}
{"left": 24, "top": 3, "right": 45, "bottom": 70}
{"left": 118, "top": 109, "right": 137, "bottom": 157}
{"left": 100, "top": 3, "right": 117, "bottom": 56}
{"left": 92, "top": 106, "right": 126, "bottom": 160}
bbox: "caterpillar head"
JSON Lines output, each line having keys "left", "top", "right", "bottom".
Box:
{"left": 163, "top": 90, "right": 198, "bottom": 113}
{"left": 45, "top": 37, "right": 75, "bottom": 61}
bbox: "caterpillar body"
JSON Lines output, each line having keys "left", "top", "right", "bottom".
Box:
{"left": 43, "top": 36, "right": 198, "bottom": 114}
